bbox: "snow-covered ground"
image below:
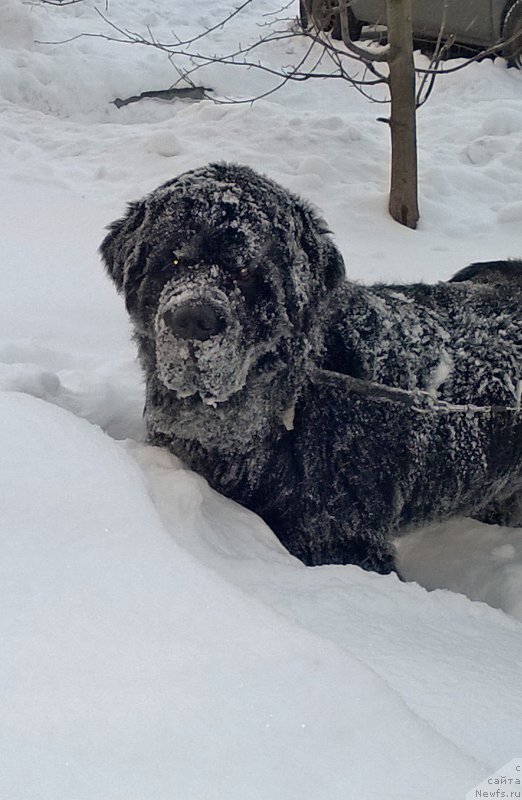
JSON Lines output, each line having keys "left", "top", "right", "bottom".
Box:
{"left": 1, "top": 1, "right": 521, "bottom": 797}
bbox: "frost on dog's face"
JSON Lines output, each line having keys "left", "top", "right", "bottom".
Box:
{"left": 100, "top": 163, "right": 345, "bottom": 443}
{"left": 145, "top": 189, "right": 301, "bottom": 406}
{"left": 101, "top": 164, "right": 344, "bottom": 446}
{"left": 152, "top": 248, "right": 290, "bottom": 406}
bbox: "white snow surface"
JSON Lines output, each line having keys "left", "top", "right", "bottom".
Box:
{"left": 1, "top": 1, "right": 522, "bottom": 797}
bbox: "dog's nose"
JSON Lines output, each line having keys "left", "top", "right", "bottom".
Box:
{"left": 163, "top": 304, "right": 226, "bottom": 341}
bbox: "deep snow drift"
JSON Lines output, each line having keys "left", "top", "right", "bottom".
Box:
{"left": 1, "top": 1, "right": 521, "bottom": 798}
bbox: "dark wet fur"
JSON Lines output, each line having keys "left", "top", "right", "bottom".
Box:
{"left": 101, "top": 163, "right": 522, "bottom": 574}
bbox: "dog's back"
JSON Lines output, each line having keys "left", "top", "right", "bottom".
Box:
{"left": 449, "top": 259, "right": 522, "bottom": 286}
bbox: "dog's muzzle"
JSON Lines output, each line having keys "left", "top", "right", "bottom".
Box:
{"left": 162, "top": 303, "right": 226, "bottom": 342}
{"left": 154, "top": 280, "right": 250, "bottom": 404}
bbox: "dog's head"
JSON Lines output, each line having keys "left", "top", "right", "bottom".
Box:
{"left": 100, "top": 163, "right": 345, "bottom": 439}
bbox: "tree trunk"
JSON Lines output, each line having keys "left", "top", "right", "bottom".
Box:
{"left": 387, "top": 0, "right": 419, "bottom": 229}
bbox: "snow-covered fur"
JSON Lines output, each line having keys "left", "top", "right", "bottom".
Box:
{"left": 100, "top": 163, "right": 522, "bottom": 574}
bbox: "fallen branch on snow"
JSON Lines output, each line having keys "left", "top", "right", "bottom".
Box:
{"left": 112, "top": 86, "right": 212, "bottom": 108}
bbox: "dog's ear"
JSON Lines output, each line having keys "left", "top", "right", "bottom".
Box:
{"left": 99, "top": 199, "right": 148, "bottom": 292}
{"left": 293, "top": 202, "right": 346, "bottom": 293}
{"left": 322, "top": 237, "right": 346, "bottom": 291}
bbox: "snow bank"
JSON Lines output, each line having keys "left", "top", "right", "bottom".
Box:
{"left": 0, "top": 393, "right": 487, "bottom": 799}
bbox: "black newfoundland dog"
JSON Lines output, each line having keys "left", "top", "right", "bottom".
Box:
{"left": 101, "top": 163, "right": 522, "bottom": 575}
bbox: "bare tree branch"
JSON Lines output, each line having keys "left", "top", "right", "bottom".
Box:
{"left": 33, "top": 0, "right": 518, "bottom": 229}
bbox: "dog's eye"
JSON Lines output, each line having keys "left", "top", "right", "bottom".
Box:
{"left": 171, "top": 253, "right": 180, "bottom": 267}
{"left": 236, "top": 266, "right": 253, "bottom": 284}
